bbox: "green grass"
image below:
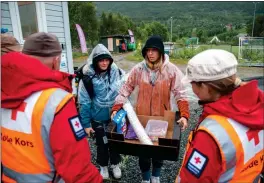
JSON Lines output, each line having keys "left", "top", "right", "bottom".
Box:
{"left": 199, "top": 44, "right": 239, "bottom": 56}
{"left": 125, "top": 52, "right": 142, "bottom": 62}
{"left": 72, "top": 52, "right": 89, "bottom": 68}
{"left": 124, "top": 45, "right": 251, "bottom": 65}
{"left": 170, "top": 58, "right": 188, "bottom": 65}
{"left": 125, "top": 50, "right": 189, "bottom": 64}
{"left": 72, "top": 52, "right": 89, "bottom": 59}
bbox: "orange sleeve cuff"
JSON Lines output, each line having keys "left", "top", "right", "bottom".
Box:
{"left": 177, "top": 100, "right": 190, "bottom": 120}
{"left": 111, "top": 103, "right": 123, "bottom": 113}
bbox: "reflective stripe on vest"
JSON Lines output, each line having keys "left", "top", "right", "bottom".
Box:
{"left": 41, "top": 89, "right": 70, "bottom": 173}
{"left": 2, "top": 88, "right": 71, "bottom": 182}
{"left": 199, "top": 117, "right": 237, "bottom": 182}
{"left": 3, "top": 166, "right": 52, "bottom": 182}
{"left": 175, "top": 130, "right": 194, "bottom": 182}
{"left": 199, "top": 115, "right": 264, "bottom": 183}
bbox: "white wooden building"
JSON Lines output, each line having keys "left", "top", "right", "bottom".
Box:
{"left": 1, "top": 1, "right": 74, "bottom": 75}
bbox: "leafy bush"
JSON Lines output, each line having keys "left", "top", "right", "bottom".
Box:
{"left": 171, "top": 46, "right": 207, "bottom": 59}
{"left": 243, "top": 49, "right": 264, "bottom": 62}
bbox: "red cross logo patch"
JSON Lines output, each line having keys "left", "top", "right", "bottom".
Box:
{"left": 186, "top": 149, "right": 208, "bottom": 178}
{"left": 69, "top": 116, "right": 86, "bottom": 141}
{"left": 70, "top": 117, "right": 83, "bottom": 132}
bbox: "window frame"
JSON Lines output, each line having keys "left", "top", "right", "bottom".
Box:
{"left": 9, "top": 2, "right": 47, "bottom": 44}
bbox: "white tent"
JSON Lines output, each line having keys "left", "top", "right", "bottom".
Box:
{"left": 210, "top": 36, "right": 220, "bottom": 43}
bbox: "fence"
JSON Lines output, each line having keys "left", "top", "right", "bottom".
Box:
{"left": 238, "top": 37, "right": 264, "bottom": 66}
{"left": 171, "top": 43, "right": 263, "bottom": 66}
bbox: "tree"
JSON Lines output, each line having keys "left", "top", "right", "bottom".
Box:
{"left": 139, "top": 21, "right": 169, "bottom": 42}
{"left": 69, "top": 2, "right": 99, "bottom": 48}
{"left": 68, "top": 2, "right": 82, "bottom": 48}
{"left": 80, "top": 2, "right": 99, "bottom": 47}
{"left": 134, "top": 24, "right": 148, "bottom": 41}
{"left": 99, "top": 12, "right": 107, "bottom": 36}
{"left": 247, "top": 15, "right": 264, "bottom": 37}
{"left": 217, "top": 30, "right": 238, "bottom": 44}
{"left": 99, "top": 12, "right": 135, "bottom": 37}
{"left": 197, "top": 29, "right": 208, "bottom": 43}
{"left": 191, "top": 28, "right": 197, "bottom": 37}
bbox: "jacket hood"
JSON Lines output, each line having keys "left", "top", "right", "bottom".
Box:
{"left": 89, "top": 44, "right": 113, "bottom": 71}
{"left": 142, "top": 35, "right": 165, "bottom": 58}
{"left": 82, "top": 44, "right": 115, "bottom": 75}
{"left": 1, "top": 52, "right": 74, "bottom": 109}
{"left": 200, "top": 80, "right": 264, "bottom": 130}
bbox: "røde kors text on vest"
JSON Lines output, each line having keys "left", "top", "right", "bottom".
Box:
{"left": 1, "top": 133, "right": 34, "bottom": 147}
{"left": 241, "top": 154, "right": 264, "bottom": 173}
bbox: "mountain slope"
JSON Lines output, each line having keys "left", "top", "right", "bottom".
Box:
{"left": 95, "top": 2, "right": 263, "bottom": 27}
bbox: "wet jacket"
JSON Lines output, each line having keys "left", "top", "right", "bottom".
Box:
{"left": 176, "top": 81, "right": 264, "bottom": 182}
{"left": 78, "top": 45, "right": 124, "bottom": 128}
{"left": 113, "top": 54, "right": 190, "bottom": 118}
{"left": 1, "top": 52, "right": 102, "bottom": 183}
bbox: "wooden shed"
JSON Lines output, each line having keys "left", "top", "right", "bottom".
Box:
{"left": 100, "top": 34, "right": 130, "bottom": 53}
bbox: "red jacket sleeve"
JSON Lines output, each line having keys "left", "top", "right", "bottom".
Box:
{"left": 177, "top": 131, "right": 222, "bottom": 183}
{"left": 50, "top": 98, "right": 103, "bottom": 183}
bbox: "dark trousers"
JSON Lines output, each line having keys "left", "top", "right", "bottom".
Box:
{"left": 92, "top": 121, "right": 121, "bottom": 167}
{"left": 1, "top": 163, "right": 2, "bottom": 182}
{"left": 139, "top": 157, "right": 163, "bottom": 174}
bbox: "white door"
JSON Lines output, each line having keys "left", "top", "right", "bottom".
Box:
{"left": 108, "top": 38, "right": 113, "bottom": 52}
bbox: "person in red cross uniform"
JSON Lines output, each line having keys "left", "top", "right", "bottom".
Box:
{"left": 176, "top": 49, "right": 264, "bottom": 182}
{"left": 1, "top": 33, "right": 102, "bottom": 183}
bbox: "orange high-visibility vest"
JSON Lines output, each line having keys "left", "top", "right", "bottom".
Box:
{"left": 176, "top": 115, "right": 264, "bottom": 183}
{"left": 1, "top": 88, "right": 73, "bottom": 182}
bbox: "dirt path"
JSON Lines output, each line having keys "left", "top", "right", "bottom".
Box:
{"left": 112, "top": 53, "right": 137, "bottom": 72}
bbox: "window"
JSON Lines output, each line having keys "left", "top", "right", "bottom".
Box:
{"left": 17, "top": 2, "right": 38, "bottom": 39}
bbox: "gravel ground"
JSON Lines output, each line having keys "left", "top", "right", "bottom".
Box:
{"left": 75, "top": 53, "right": 263, "bottom": 182}
{"left": 88, "top": 108, "right": 203, "bottom": 183}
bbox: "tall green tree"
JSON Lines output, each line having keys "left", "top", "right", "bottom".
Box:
{"left": 80, "top": 2, "right": 99, "bottom": 46}
{"left": 69, "top": 2, "right": 99, "bottom": 48}
{"left": 68, "top": 2, "right": 81, "bottom": 48}
{"left": 99, "top": 12, "right": 107, "bottom": 36}
{"left": 247, "top": 15, "right": 264, "bottom": 37}
{"left": 197, "top": 29, "right": 208, "bottom": 43}
{"left": 142, "top": 21, "right": 169, "bottom": 42}
{"left": 99, "top": 12, "right": 134, "bottom": 36}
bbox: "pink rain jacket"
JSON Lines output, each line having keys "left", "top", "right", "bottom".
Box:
{"left": 114, "top": 54, "right": 189, "bottom": 117}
